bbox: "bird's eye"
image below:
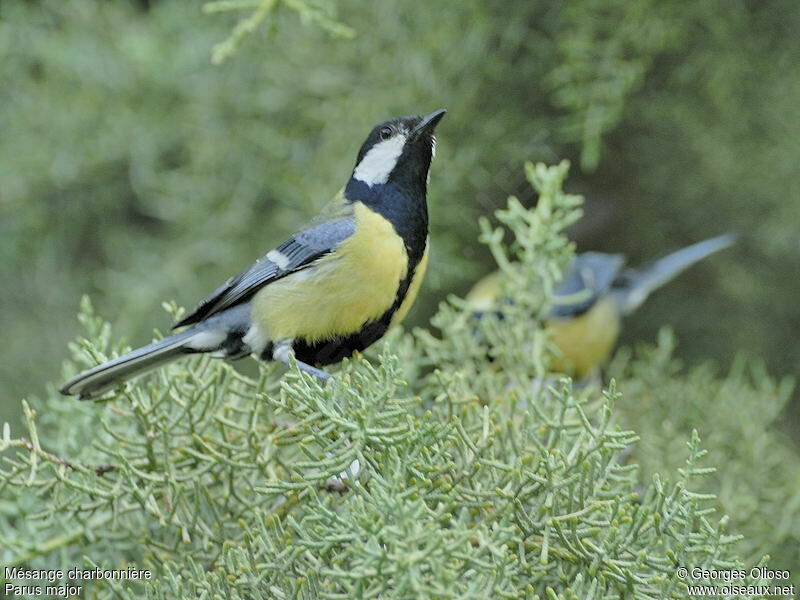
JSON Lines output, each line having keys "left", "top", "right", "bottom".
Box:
{"left": 379, "top": 126, "right": 393, "bottom": 140}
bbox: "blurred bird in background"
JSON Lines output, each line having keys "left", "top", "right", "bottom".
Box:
{"left": 61, "top": 110, "right": 446, "bottom": 400}
{"left": 466, "top": 234, "right": 737, "bottom": 378}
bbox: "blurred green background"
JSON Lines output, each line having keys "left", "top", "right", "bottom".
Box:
{"left": 1, "top": 0, "right": 798, "bottom": 430}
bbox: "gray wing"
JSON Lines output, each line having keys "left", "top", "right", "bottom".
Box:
{"left": 549, "top": 252, "right": 626, "bottom": 319}
{"left": 174, "top": 218, "right": 356, "bottom": 328}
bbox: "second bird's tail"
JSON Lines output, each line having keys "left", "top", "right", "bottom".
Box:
{"left": 612, "top": 233, "right": 737, "bottom": 315}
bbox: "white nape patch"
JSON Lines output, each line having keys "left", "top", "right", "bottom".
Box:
{"left": 353, "top": 134, "right": 406, "bottom": 186}
{"left": 243, "top": 323, "right": 271, "bottom": 355}
{"left": 266, "top": 249, "right": 290, "bottom": 270}
{"left": 185, "top": 329, "right": 226, "bottom": 351}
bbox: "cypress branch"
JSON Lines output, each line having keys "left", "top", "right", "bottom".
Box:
{"left": 1, "top": 163, "right": 795, "bottom": 598}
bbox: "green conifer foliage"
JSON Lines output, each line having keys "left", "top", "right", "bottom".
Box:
{"left": 3, "top": 3, "right": 799, "bottom": 597}
{"left": 3, "top": 164, "right": 793, "bottom": 599}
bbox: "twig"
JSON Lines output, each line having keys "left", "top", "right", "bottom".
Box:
{"left": 16, "top": 438, "right": 116, "bottom": 477}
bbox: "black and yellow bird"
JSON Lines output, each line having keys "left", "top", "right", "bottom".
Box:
{"left": 61, "top": 109, "right": 446, "bottom": 400}
{"left": 466, "top": 234, "right": 736, "bottom": 378}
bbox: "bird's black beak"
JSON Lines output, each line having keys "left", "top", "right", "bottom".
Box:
{"left": 411, "top": 109, "right": 446, "bottom": 139}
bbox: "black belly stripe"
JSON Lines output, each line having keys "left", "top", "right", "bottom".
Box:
{"left": 290, "top": 241, "right": 425, "bottom": 366}
{"left": 288, "top": 181, "right": 429, "bottom": 366}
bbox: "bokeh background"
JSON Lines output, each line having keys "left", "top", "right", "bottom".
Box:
{"left": 1, "top": 0, "right": 798, "bottom": 432}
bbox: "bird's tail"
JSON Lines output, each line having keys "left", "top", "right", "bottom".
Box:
{"left": 61, "top": 305, "right": 252, "bottom": 400}
{"left": 60, "top": 302, "right": 255, "bottom": 400}
{"left": 60, "top": 328, "right": 202, "bottom": 400}
{"left": 612, "top": 233, "right": 737, "bottom": 316}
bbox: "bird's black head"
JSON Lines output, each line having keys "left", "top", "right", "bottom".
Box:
{"left": 350, "top": 109, "right": 446, "bottom": 193}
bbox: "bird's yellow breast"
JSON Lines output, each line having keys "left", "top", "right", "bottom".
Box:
{"left": 464, "top": 271, "right": 502, "bottom": 312}
{"left": 466, "top": 272, "right": 622, "bottom": 378}
{"left": 547, "top": 295, "right": 621, "bottom": 378}
{"left": 251, "top": 202, "right": 408, "bottom": 343}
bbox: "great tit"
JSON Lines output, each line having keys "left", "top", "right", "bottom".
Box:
{"left": 466, "top": 233, "right": 736, "bottom": 378}
{"left": 61, "top": 109, "right": 446, "bottom": 400}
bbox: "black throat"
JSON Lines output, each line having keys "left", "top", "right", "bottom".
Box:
{"left": 286, "top": 178, "right": 429, "bottom": 366}
{"left": 344, "top": 178, "right": 428, "bottom": 269}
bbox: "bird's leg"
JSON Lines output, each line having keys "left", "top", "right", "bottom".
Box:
{"left": 273, "top": 341, "right": 334, "bottom": 384}
{"left": 272, "top": 341, "right": 361, "bottom": 490}
{"left": 294, "top": 360, "right": 334, "bottom": 383}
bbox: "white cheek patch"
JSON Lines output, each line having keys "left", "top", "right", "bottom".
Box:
{"left": 353, "top": 135, "right": 406, "bottom": 186}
